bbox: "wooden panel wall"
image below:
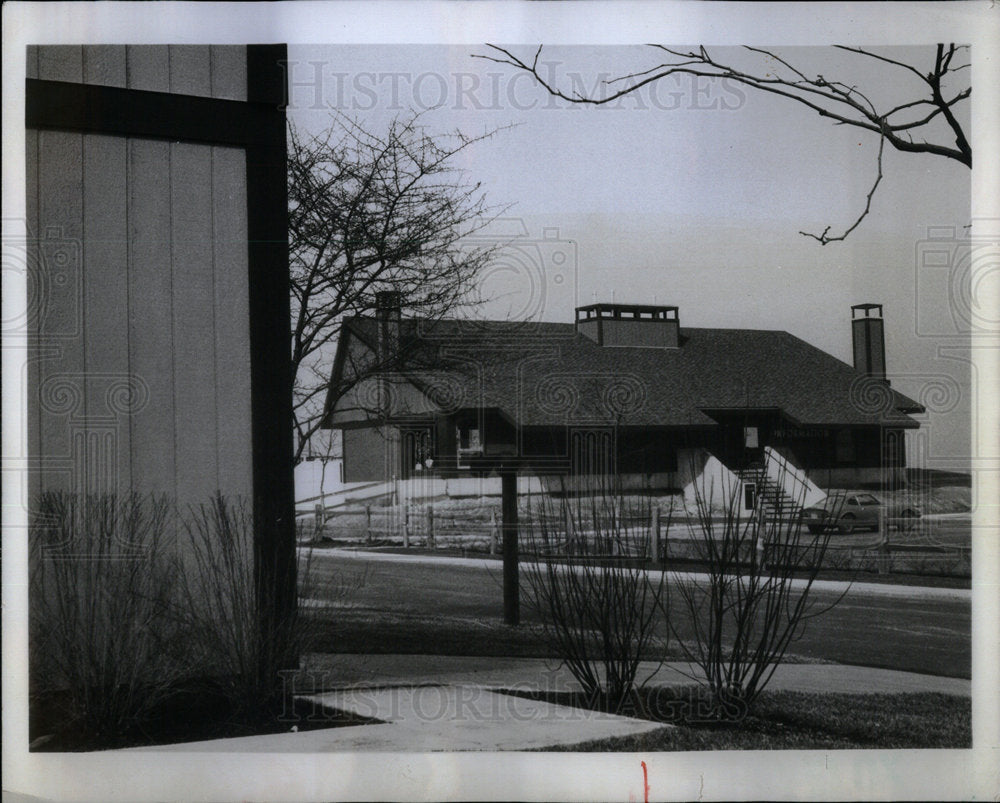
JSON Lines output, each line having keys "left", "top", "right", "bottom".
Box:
{"left": 26, "top": 45, "right": 247, "bottom": 100}
{"left": 27, "top": 46, "right": 253, "bottom": 509}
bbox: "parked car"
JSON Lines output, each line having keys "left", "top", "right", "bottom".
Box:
{"left": 800, "top": 492, "right": 921, "bottom": 534}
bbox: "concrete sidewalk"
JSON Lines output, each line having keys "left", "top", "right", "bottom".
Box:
{"left": 123, "top": 655, "right": 968, "bottom": 752}
{"left": 299, "top": 653, "right": 971, "bottom": 697}
{"left": 128, "top": 686, "right": 665, "bottom": 752}
{"left": 116, "top": 649, "right": 969, "bottom": 753}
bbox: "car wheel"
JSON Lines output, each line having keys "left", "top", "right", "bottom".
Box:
{"left": 807, "top": 524, "right": 821, "bottom": 534}
{"left": 838, "top": 513, "right": 856, "bottom": 534}
{"left": 899, "top": 508, "right": 919, "bottom": 533}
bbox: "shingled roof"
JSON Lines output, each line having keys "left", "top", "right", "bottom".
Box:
{"left": 327, "top": 316, "right": 924, "bottom": 429}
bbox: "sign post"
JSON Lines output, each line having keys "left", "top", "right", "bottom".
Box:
{"left": 501, "top": 466, "right": 519, "bottom": 625}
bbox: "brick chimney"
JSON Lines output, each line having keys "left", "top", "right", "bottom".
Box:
{"left": 375, "top": 290, "right": 402, "bottom": 365}
{"left": 576, "top": 303, "right": 680, "bottom": 348}
{"left": 851, "top": 303, "right": 886, "bottom": 381}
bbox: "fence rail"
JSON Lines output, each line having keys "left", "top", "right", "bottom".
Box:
{"left": 296, "top": 503, "right": 969, "bottom": 577}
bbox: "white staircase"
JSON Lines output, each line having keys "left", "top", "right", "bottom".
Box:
{"left": 735, "top": 466, "right": 803, "bottom": 518}
{"left": 736, "top": 447, "right": 825, "bottom": 518}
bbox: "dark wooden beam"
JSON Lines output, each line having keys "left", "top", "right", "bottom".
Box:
{"left": 245, "top": 44, "right": 297, "bottom": 669}
{"left": 26, "top": 78, "right": 280, "bottom": 147}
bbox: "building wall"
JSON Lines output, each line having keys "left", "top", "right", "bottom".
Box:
{"left": 25, "top": 43, "right": 296, "bottom": 691}
{"left": 343, "top": 425, "right": 399, "bottom": 483}
{"left": 327, "top": 332, "right": 442, "bottom": 427}
{"left": 26, "top": 45, "right": 248, "bottom": 99}
{"left": 27, "top": 45, "right": 254, "bottom": 507}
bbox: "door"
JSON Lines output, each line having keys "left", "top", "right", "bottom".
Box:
{"left": 400, "top": 426, "right": 434, "bottom": 479}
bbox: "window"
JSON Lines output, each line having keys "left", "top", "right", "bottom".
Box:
{"left": 571, "top": 428, "right": 614, "bottom": 476}
{"left": 457, "top": 422, "right": 481, "bottom": 467}
{"left": 744, "top": 427, "right": 759, "bottom": 449}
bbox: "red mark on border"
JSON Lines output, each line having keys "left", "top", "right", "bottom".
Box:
{"left": 641, "top": 760, "right": 650, "bottom": 803}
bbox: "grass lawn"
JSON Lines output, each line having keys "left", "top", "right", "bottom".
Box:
{"left": 525, "top": 689, "right": 971, "bottom": 750}
{"left": 296, "top": 546, "right": 970, "bottom": 750}
{"left": 302, "top": 551, "right": 971, "bottom": 678}
{"left": 301, "top": 609, "right": 830, "bottom": 668}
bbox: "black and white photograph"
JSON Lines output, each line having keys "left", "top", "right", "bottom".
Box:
{"left": 3, "top": 2, "right": 998, "bottom": 801}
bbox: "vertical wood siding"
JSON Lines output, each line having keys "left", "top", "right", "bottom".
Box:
{"left": 28, "top": 45, "right": 248, "bottom": 100}
{"left": 27, "top": 45, "right": 254, "bottom": 508}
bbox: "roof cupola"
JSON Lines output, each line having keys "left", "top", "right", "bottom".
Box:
{"left": 575, "top": 303, "right": 680, "bottom": 348}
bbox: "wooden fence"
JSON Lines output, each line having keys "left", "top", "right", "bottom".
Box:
{"left": 298, "top": 503, "right": 970, "bottom": 577}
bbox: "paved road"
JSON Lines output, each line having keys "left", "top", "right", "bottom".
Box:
{"left": 304, "top": 548, "right": 971, "bottom": 679}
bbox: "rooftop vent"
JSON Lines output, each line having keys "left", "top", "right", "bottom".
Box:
{"left": 575, "top": 303, "right": 680, "bottom": 348}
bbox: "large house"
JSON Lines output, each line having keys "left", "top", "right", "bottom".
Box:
{"left": 323, "top": 293, "right": 923, "bottom": 496}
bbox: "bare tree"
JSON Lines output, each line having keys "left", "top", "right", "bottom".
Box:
{"left": 669, "top": 453, "right": 847, "bottom": 719}
{"left": 521, "top": 478, "right": 669, "bottom": 714}
{"left": 477, "top": 44, "right": 970, "bottom": 243}
{"left": 288, "top": 111, "right": 510, "bottom": 463}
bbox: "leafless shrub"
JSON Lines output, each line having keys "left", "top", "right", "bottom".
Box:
{"left": 179, "top": 495, "right": 303, "bottom": 723}
{"left": 671, "top": 456, "right": 844, "bottom": 719}
{"left": 29, "top": 491, "right": 185, "bottom": 741}
{"left": 522, "top": 479, "right": 669, "bottom": 713}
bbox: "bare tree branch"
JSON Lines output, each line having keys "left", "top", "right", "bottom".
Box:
{"left": 474, "top": 44, "right": 971, "bottom": 242}
{"left": 288, "top": 110, "right": 512, "bottom": 463}
{"left": 800, "top": 132, "right": 885, "bottom": 245}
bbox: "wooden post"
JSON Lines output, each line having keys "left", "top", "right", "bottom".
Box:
{"left": 650, "top": 506, "right": 660, "bottom": 562}
{"left": 502, "top": 467, "right": 519, "bottom": 625}
{"left": 403, "top": 506, "right": 410, "bottom": 549}
{"left": 489, "top": 509, "right": 498, "bottom": 555}
{"left": 662, "top": 505, "right": 670, "bottom": 565}
{"left": 365, "top": 505, "right": 372, "bottom": 544}
{"left": 756, "top": 509, "right": 767, "bottom": 571}
{"left": 565, "top": 504, "right": 574, "bottom": 556}
{"left": 877, "top": 508, "right": 889, "bottom": 575}
{"left": 427, "top": 504, "right": 435, "bottom": 549}
{"left": 314, "top": 503, "right": 324, "bottom": 535}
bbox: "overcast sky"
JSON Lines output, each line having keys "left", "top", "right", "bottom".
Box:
{"left": 289, "top": 44, "right": 973, "bottom": 468}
